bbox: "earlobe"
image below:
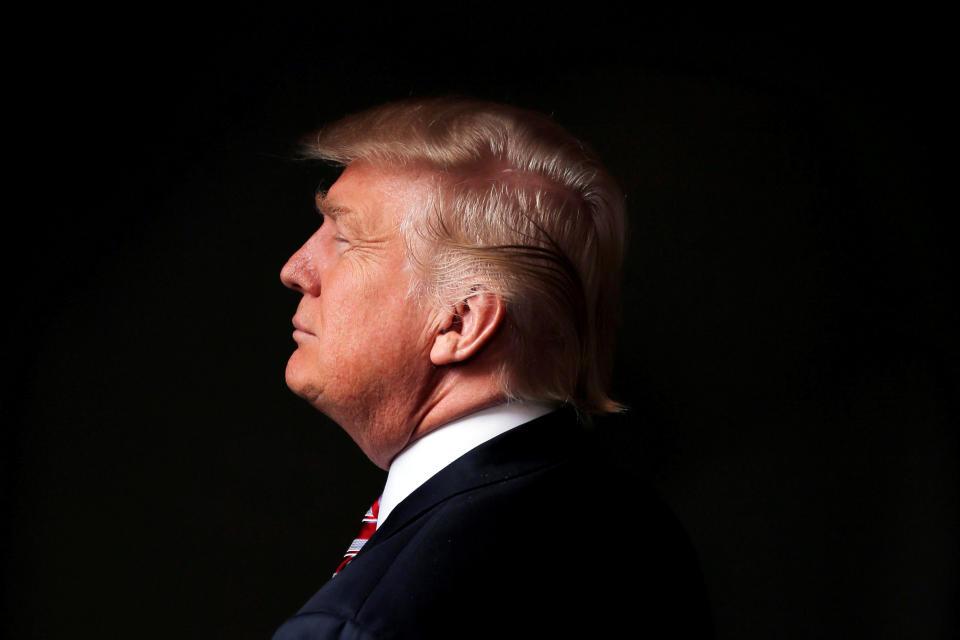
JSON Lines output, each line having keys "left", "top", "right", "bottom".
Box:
{"left": 430, "top": 293, "right": 504, "bottom": 366}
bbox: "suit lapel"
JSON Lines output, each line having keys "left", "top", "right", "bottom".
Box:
{"left": 365, "top": 408, "right": 582, "bottom": 548}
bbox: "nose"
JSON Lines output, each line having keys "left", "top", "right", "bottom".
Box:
{"left": 280, "top": 235, "right": 321, "bottom": 296}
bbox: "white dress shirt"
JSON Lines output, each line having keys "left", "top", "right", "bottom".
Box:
{"left": 377, "top": 401, "right": 558, "bottom": 529}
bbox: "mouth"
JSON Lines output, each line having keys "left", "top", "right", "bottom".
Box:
{"left": 291, "top": 317, "right": 315, "bottom": 337}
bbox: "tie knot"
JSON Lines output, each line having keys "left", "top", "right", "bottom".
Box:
{"left": 365, "top": 496, "right": 381, "bottom": 522}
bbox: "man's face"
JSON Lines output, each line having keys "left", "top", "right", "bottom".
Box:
{"left": 280, "top": 162, "right": 439, "bottom": 468}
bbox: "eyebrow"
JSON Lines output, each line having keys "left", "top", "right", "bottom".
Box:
{"left": 314, "top": 191, "right": 354, "bottom": 221}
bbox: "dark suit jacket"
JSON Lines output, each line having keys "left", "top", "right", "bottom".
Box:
{"left": 273, "top": 409, "right": 713, "bottom": 639}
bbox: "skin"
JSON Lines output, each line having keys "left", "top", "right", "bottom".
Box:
{"left": 281, "top": 161, "right": 506, "bottom": 469}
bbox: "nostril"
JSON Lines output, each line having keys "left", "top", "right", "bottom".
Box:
{"left": 281, "top": 235, "right": 322, "bottom": 295}
{"left": 280, "top": 261, "right": 302, "bottom": 292}
{"left": 281, "top": 252, "right": 321, "bottom": 296}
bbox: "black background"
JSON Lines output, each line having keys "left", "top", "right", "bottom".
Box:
{"left": 3, "top": 10, "right": 956, "bottom": 638}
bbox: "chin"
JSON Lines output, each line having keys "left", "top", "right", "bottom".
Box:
{"left": 284, "top": 354, "right": 312, "bottom": 397}
{"left": 286, "top": 355, "right": 334, "bottom": 414}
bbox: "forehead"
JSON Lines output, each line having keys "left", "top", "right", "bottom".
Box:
{"left": 317, "top": 162, "right": 435, "bottom": 234}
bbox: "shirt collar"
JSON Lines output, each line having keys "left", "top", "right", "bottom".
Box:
{"left": 377, "top": 401, "right": 558, "bottom": 529}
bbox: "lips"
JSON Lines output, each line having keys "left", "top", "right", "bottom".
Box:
{"left": 292, "top": 317, "right": 315, "bottom": 335}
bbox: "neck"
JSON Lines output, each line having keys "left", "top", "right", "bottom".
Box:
{"left": 342, "top": 342, "right": 510, "bottom": 470}
{"left": 390, "top": 369, "right": 505, "bottom": 467}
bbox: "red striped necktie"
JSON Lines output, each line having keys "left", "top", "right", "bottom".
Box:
{"left": 332, "top": 495, "right": 380, "bottom": 577}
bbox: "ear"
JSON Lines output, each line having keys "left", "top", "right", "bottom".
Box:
{"left": 430, "top": 292, "right": 505, "bottom": 366}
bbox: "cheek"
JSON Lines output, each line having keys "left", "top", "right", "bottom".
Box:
{"left": 323, "top": 261, "right": 427, "bottom": 360}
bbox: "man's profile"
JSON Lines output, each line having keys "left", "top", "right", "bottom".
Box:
{"left": 274, "top": 97, "right": 712, "bottom": 638}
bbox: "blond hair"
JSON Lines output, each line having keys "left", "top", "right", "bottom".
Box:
{"left": 302, "top": 97, "right": 627, "bottom": 414}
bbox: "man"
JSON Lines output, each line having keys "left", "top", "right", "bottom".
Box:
{"left": 274, "top": 97, "right": 712, "bottom": 638}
